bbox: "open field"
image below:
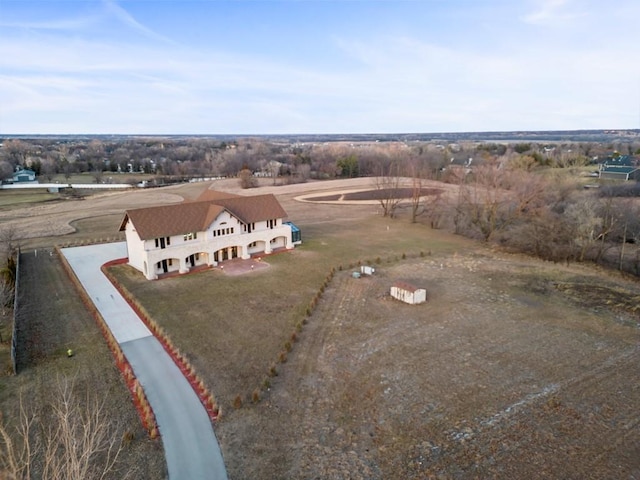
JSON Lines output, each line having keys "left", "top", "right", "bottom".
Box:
{"left": 2, "top": 177, "right": 640, "bottom": 479}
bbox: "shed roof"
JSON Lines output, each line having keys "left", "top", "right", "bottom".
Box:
{"left": 601, "top": 166, "right": 639, "bottom": 174}
{"left": 119, "top": 192, "right": 288, "bottom": 240}
{"left": 392, "top": 281, "right": 423, "bottom": 293}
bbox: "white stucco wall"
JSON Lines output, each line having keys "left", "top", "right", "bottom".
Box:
{"left": 125, "top": 221, "right": 147, "bottom": 273}
{"left": 126, "top": 210, "right": 294, "bottom": 280}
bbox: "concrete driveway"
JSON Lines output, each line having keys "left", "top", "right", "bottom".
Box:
{"left": 61, "top": 242, "right": 227, "bottom": 480}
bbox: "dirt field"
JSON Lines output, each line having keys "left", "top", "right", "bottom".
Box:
{"left": 3, "top": 177, "right": 640, "bottom": 479}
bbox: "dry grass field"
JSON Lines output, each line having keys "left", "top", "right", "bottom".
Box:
{"left": 2, "top": 177, "right": 640, "bottom": 479}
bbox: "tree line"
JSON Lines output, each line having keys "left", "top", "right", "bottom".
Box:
{"left": 2, "top": 137, "right": 639, "bottom": 184}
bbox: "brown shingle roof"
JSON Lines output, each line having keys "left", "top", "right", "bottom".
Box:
{"left": 212, "top": 194, "right": 287, "bottom": 224}
{"left": 119, "top": 193, "right": 288, "bottom": 240}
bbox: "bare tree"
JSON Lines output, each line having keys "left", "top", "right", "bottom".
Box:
{"left": 372, "top": 158, "right": 402, "bottom": 218}
{"left": 0, "top": 393, "right": 37, "bottom": 480}
{"left": 455, "top": 163, "right": 547, "bottom": 242}
{"left": 408, "top": 157, "right": 425, "bottom": 224}
{"left": 0, "top": 378, "right": 129, "bottom": 480}
{"left": 238, "top": 166, "right": 257, "bottom": 189}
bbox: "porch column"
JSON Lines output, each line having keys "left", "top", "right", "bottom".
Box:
{"left": 240, "top": 245, "right": 250, "bottom": 260}
{"left": 179, "top": 257, "right": 189, "bottom": 274}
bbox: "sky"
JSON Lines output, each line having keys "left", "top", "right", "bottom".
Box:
{"left": 1, "top": 0, "right": 639, "bottom": 135}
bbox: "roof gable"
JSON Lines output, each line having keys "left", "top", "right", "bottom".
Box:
{"left": 212, "top": 194, "right": 287, "bottom": 224}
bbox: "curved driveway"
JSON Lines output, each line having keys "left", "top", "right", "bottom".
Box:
{"left": 61, "top": 243, "right": 227, "bottom": 480}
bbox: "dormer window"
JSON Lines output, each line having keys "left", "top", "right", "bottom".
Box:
{"left": 183, "top": 232, "right": 197, "bottom": 241}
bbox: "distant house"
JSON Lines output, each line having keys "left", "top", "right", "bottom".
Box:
{"left": 119, "top": 190, "right": 301, "bottom": 280}
{"left": 10, "top": 168, "right": 37, "bottom": 183}
{"left": 390, "top": 281, "right": 427, "bottom": 305}
{"left": 599, "top": 166, "right": 640, "bottom": 181}
{"left": 599, "top": 155, "right": 640, "bottom": 181}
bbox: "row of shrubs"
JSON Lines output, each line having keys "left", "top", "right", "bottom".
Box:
{"left": 55, "top": 247, "right": 159, "bottom": 439}
{"left": 233, "top": 266, "right": 337, "bottom": 409}
{"left": 101, "top": 260, "right": 220, "bottom": 421}
{"left": 236, "top": 250, "right": 431, "bottom": 408}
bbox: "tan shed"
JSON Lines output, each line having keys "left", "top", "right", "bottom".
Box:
{"left": 390, "top": 281, "right": 427, "bottom": 305}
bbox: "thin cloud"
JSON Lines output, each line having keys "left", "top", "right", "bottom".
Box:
{"left": 521, "top": 0, "right": 586, "bottom": 26}
{"left": 102, "top": 0, "right": 176, "bottom": 44}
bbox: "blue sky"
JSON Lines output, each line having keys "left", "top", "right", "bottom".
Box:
{"left": 1, "top": 0, "right": 639, "bottom": 134}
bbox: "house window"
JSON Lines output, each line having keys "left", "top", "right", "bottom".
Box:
{"left": 183, "top": 232, "right": 197, "bottom": 241}
{"left": 155, "top": 237, "right": 171, "bottom": 249}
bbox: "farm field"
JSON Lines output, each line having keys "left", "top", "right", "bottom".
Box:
{"left": 2, "top": 177, "right": 640, "bottom": 479}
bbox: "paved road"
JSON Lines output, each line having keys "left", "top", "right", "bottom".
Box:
{"left": 61, "top": 243, "right": 228, "bottom": 480}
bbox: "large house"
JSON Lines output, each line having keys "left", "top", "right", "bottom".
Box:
{"left": 119, "top": 190, "right": 301, "bottom": 280}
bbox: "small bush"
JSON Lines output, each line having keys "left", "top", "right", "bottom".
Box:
{"left": 376, "top": 257, "right": 381, "bottom": 264}
{"left": 233, "top": 395, "right": 243, "bottom": 409}
{"left": 263, "top": 378, "right": 271, "bottom": 389}
{"left": 402, "top": 252, "right": 406, "bottom": 259}
{"left": 284, "top": 340, "right": 292, "bottom": 352}
{"left": 291, "top": 331, "right": 298, "bottom": 342}
{"left": 122, "top": 430, "right": 135, "bottom": 445}
{"left": 252, "top": 389, "right": 260, "bottom": 403}
{"left": 269, "top": 364, "right": 278, "bottom": 377}
{"left": 295, "top": 321, "right": 302, "bottom": 332}
{"left": 278, "top": 351, "right": 288, "bottom": 363}
{"left": 338, "top": 264, "right": 343, "bottom": 271}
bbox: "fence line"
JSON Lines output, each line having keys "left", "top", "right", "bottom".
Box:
{"left": 10, "top": 248, "right": 21, "bottom": 375}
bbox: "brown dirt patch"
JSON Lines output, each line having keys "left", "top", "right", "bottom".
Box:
{"left": 217, "top": 253, "right": 640, "bottom": 479}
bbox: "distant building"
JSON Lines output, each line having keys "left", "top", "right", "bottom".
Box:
{"left": 598, "top": 154, "right": 640, "bottom": 181}
{"left": 10, "top": 168, "right": 37, "bottom": 183}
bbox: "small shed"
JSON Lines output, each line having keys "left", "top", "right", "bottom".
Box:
{"left": 360, "top": 265, "right": 375, "bottom": 275}
{"left": 390, "top": 281, "right": 427, "bottom": 305}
